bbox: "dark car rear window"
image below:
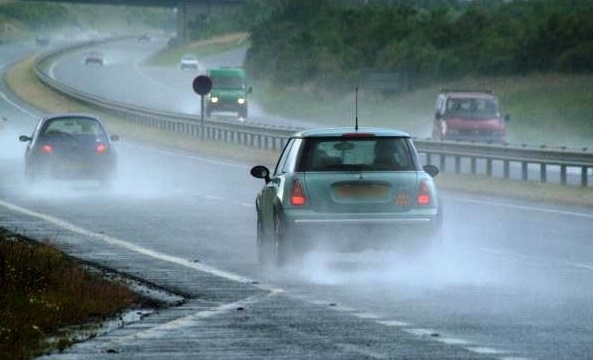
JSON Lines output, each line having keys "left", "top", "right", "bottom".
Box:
{"left": 297, "top": 137, "right": 415, "bottom": 172}
{"left": 41, "top": 117, "right": 107, "bottom": 140}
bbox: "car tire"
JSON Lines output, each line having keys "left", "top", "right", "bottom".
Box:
{"left": 258, "top": 211, "right": 294, "bottom": 268}
{"left": 238, "top": 106, "right": 248, "bottom": 119}
{"left": 256, "top": 216, "right": 271, "bottom": 266}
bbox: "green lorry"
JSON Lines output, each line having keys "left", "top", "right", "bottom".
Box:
{"left": 205, "top": 67, "right": 252, "bottom": 119}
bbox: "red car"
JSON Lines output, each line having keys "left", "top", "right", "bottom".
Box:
{"left": 432, "top": 89, "right": 510, "bottom": 143}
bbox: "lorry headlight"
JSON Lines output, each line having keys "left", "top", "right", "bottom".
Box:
{"left": 210, "top": 97, "right": 219, "bottom": 103}
{"left": 237, "top": 98, "right": 246, "bottom": 105}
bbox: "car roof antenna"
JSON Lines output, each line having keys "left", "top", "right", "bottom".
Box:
{"left": 355, "top": 86, "right": 359, "bottom": 131}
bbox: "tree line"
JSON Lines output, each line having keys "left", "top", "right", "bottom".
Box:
{"left": 236, "top": 0, "right": 593, "bottom": 93}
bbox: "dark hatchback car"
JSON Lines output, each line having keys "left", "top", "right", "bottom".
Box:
{"left": 19, "top": 114, "right": 118, "bottom": 185}
{"left": 250, "top": 127, "right": 442, "bottom": 267}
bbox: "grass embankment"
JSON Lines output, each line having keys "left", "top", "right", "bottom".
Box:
{"left": 147, "top": 32, "right": 249, "bottom": 66}
{"left": 0, "top": 230, "right": 137, "bottom": 359}
{"left": 254, "top": 74, "right": 593, "bottom": 148}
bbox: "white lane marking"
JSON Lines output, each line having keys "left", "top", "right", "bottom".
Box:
{"left": 376, "top": 320, "right": 409, "bottom": 327}
{"left": 330, "top": 305, "right": 357, "bottom": 312}
{"left": 436, "top": 337, "right": 472, "bottom": 345}
{"left": 482, "top": 247, "right": 593, "bottom": 273}
{"left": 48, "top": 57, "right": 58, "bottom": 78}
{"left": 133, "top": 57, "right": 180, "bottom": 93}
{"left": 335, "top": 343, "right": 388, "bottom": 359}
{"left": 281, "top": 296, "right": 522, "bottom": 359}
{"left": 353, "top": 312, "right": 382, "bottom": 319}
{"left": 0, "top": 92, "right": 38, "bottom": 117}
{"left": 0, "top": 199, "right": 278, "bottom": 291}
{"left": 404, "top": 328, "right": 438, "bottom": 336}
{"left": 121, "top": 142, "right": 249, "bottom": 170}
{"left": 466, "top": 347, "right": 507, "bottom": 354}
{"left": 106, "top": 291, "right": 280, "bottom": 345}
{"left": 446, "top": 195, "right": 593, "bottom": 219}
{"left": 307, "top": 299, "right": 329, "bottom": 306}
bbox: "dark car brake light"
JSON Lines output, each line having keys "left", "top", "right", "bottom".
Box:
{"left": 40, "top": 144, "right": 53, "bottom": 153}
{"left": 96, "top": 143, "right": 108, "bottom": 153}
{"left": 417, "top": 180, "right": 431, "bottom": 205}
{"left": 290, "top": 179, "right": 307, "bottom": 206}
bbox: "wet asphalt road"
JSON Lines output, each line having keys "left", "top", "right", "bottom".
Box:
{"left": 1, "top": 40, "right": 592, "bottom": 360}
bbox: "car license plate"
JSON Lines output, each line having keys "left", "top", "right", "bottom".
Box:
{"left": 334, "top": 184, "right": 389, "bottom": 199}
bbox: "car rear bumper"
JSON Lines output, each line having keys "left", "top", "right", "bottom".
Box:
{"left": 294, "top": 217, "right": 432, "bottom": 225}
{"left": 28, "top": 159, "right": 115, "bottom": 180}
{"left": 443, "top": 133, "right": 505, "bottom": 143}
{"left": 283, "top": 210, "right": 441, "bottom": 246}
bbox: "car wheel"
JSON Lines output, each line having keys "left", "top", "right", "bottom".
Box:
{"left": 256, "top": 215, "right": 270, "bottom": 265}
{"left": 238, "top": 106, "right": 248, "bottom": 119}
{"left": 432, "top": 122, "right": 443, "bottom": 140}
{"left": 258, "top": 211, "right": 293, "bottom": 268}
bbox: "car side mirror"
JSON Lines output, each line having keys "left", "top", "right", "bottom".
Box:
{"left": 250, "top": 165, "right": 270, "bottom": 183}
{"left": 435, "top": 111, "right": 442, "bottom": 120}
{"left": 248, "top": 86, "right": 253, "bottom": 94}
{"left": 423, "top": 164, "right": 439, "bottom": 178}
{"left": 504, "top": 114, "right": 510, "bottom": 122}
{"left": 19, "top": 135, "right": 31, "bottom": 142}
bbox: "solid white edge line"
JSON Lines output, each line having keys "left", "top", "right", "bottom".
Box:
{"left": 106, "top": 290, "right": 281, "bottom": 345}
{"left": 121, "top": 142, "right": 249, "bottom": 169}
{"left": 0, "top": 198, "right": 278, "bottom": 291}
{"left": 481, "top": 247, "right": 593, "bottom": 273}
{"left": 446, "top": 195, "right": 593, "bottom": 219}
{"left": 0, "top": 92, "right": 38, "bottom": 117}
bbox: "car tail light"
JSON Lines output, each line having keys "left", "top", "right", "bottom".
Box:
{"left": 40, "top": 144, "right": 53, "bottom": 153}
{"left": 417, "top": 180, "right": 431, "bottom": 205}
{"left": 290, "top": 179, "right": 307, "bottom": 206}
{"left": 96, "top": 143, "right": 108, "bottom": 153}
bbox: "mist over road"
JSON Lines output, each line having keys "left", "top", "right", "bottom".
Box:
{"left": 1, "top": 40, "right": 592, "bottom": 359}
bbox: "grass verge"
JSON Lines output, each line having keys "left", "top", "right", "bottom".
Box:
{"left": 0, "top": 230, "right": 138, "bottom": 359}
{"left": 146, "top": 32, "right": 249, "bottom": 67}
{"left": 252, "top": 74, "right": 593, "bottom": 148}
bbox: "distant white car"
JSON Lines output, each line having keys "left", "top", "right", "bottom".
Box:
{"left": 179, "top": 54, "right": 199, "bottom": 70}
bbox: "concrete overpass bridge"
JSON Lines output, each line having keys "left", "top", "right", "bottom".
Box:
{"left": 19, "top": 0, "right": 246, "bottom": 41}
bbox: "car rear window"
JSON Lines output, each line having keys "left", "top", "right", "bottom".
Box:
{"left": 42, "top": 118, "right": 107, "bottom": 139}
{"left": 446, "top": 97, "right": 499, "bottom": 118}
{"left": 297, "top": 137, "right": 415, "bottom": 172}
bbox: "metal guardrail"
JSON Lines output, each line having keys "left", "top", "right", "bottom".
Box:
{"left": 33, "top": 41, "right": 593, "bottom": 187}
